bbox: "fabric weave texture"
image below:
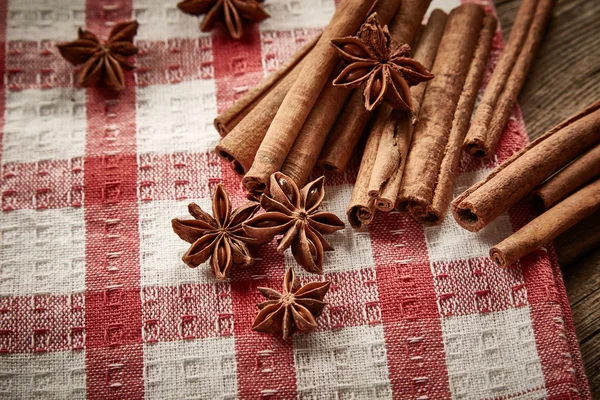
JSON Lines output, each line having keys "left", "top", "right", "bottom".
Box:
{"left": 0, "top": 0, "right": 591, "bottom": 399}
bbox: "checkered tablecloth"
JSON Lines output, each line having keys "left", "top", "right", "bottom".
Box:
{"left": 0, "top": 0, "right": 591, "bottom": 398}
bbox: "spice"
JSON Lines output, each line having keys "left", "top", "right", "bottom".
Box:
{"left": 317, "top": 0, "right": 431, "bottom": 174}
{"left": 397, "top": 4, "right": 486, "bottom": 222}
{"left": 279, "top": 0, "right": 403, "bottom": 186}
{"left": 532, "top": 144, "right": 600, "bottom": 211}
{"left": 213, "top": 35, "right": 319, "bottom": 137}
{"left": 177, "top": 0, "right": 269, "bottom": 40}
{"left": 331, "top": 14, "right": 433, "bottom": 112}
{"left": 452, "top": 100, "right": 600, "bottom": 232}
{"left": 242, "top": 0, "right": 377, "bottom": 196}
{"left": 57, "top": 21, "right": 139, "bottom": 91}
{"left": 243, "top": 172, "right": 345, "bottom": 274}
{"left": 463, "top": 0, "right": 556, "bottom": 158}
{"left": 252, "top": 267, "right": 330, "bottom": 339}
{"left": 367, "top": 9, "right": 448, "bottom": 211}
{"left": 171, "top": 184, "right": 263, "bottom": 280}
{"left": 490, "top": 178, "right": 600, "bottom": 268}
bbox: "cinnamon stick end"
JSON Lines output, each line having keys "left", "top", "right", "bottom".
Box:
{"left": 530, "top": 191, "right": 548, "bottom": 213}
{"left": 242, "top": 175, "right": 269, "bottom": 197}
{"left": 489, "top": 247, "right": 509, "bottom": 268}
{"left": 464, "top": 140, "right": 490, "bottom": 159}
{"left": 375, "top": 198, "right": 394, "bottom": 212}
{"left": 347, "top": 205, "right": 373, "bottom": 231}
{"left": 213, "top": 118, "right": 229, "bottom": 137}
{"left": 215, "top": 145, "right": 247, "bottom": 176}
{"left": 453, "top": 203, "right": 483, "bottom": 232}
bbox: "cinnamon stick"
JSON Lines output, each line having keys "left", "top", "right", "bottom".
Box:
{"left": 280, "top": 0, "right": 403, "bottom": 186}
{"left": 213, "top": 35, "right": 319, "bottom": 137}
{"left": 532, "top": 143, "right": 600, "bottom": 211}
{"left": 347, "top": 116, "right": 384, "bottom": 230}
{"left": 397, "top": 4, "right": 487, "bottom": 219}
{"left": 317, "top": 0, "right": 431, "bottom": 174}
{"left": 215, "top": 58, "right": 305, "bottom": 176}
{"left": 243, "top": 0, "right": 377, "bottom": 196}
{"left": 490, "top": 178, "right": 600, "bottom": 268}
{"left": 452, "top": 99, "right": 600, "bottom": 232}
{"left": 463, "top": 0, "right": 556, "bottom": 159}
{"left": 413, "top": 14, "right": 497, "bottom": 223}
{"left": 368, "top": 9, "right": 448, "bottom": 211}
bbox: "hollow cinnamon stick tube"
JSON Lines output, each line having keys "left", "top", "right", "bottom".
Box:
{"left": 215, "top": 59, "right": 304, "bottom": 176}
{"left": 243, "top": 0, "right": 377, "bottom": 196}
{"left": 397, "top": 4, "right": 486, "bottom": 217}
{"left": 281, "top": 0, "right": 403, "bottom": 186}
{"left": 317, "top": 0, "right": 432, "bottom": 174}
{"left": 213, "top": 35, "right": 319, "bottom": 137}
{"left": 490, "top": 178, "right": 600, "bottom": 268}
{"left": 347, "top": 116, "right": 384, "bottom": 230}
{"left": 463, "top": 0, "right": 556, "bottom": 159}
{"left": 452, "top": 99, "right": 600, "bottom": 232}
{"left": 532, "top": 144, "right": 600, "bottom": 211}
{"left": 367, "top": 9, "right": 449, "bottom": 211}
{"left": 412, "top": 14, "right": 498, "bottom": 223}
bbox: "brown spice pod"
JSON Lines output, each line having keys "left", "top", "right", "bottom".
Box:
{"left": 452, "top": 99, "right": 600, "bottom": 232}
{"left": 316, "top": 0, "right": 432, "bottom": 174}
{"left": 243, "top": 0, "right": 378, "bottom": 196}
{"left": 213, "top": 35, "right": 319, "bottom": 137}
{"left": 463, "top": 0, "right": 557, "bottom": 159}
{"left": 490, "top": 178, "right": 600, "bottom": 268}
{"left": 397, "top": 4, "right": 486, "bottom": 219}
{"left": 532, "top": 144, "right": 600, "bottom": 211}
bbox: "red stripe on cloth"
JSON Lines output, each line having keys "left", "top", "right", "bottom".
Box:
{"left": 370, "top": 213, "right": 451, "bottom": 398}
{"left": 1, "top": 158, "right": 84, "bottom": 211}
{"left": 212, "top": 25, "right": 264, "bottom": 113}
{"left": 83, "top": 2, "right": 143, "bottom": 397}
{"left": 0, "top": 293, "right": 85, "bottom": 353}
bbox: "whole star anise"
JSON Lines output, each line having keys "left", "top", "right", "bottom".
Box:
{"left": 243, "top": 172, "right": 345, "bottom": 274}
{"left": 57, "top": 21, "right": 139, "bottom": 92}
{"left": 331, "top": 13, "right": 434, "bottom": 112}
{"left": 252, "top": 267, "right": 330, "bottom": 339}
{"left": 171, "top": 184, "right": 266, "bottom": 280}
{"left": 177, "top": 0, "right": 270, "bottom": 40}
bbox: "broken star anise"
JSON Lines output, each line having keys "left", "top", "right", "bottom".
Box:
{"left": 177, "top": 0, "right": 270, "bottom": 40}
{"left": 57, "top": 20, "right": 139, "bottom": 92}
{"left": 172, "top": 184, "right": 265, "bottom": 280}
{"left": 331, "top": 13, "right": 434, "bottom": 112}
{"left": 243, "top": 172, "right": 345, "bottom": 275}
{"left": 252, "top": 267, "right": 330, "bottom": 339}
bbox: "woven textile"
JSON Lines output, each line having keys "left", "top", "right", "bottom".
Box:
{"left": 0, "top": 0, "right": 591, "bottom": 398}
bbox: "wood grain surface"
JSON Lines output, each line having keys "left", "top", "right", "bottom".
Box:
{"left": 494, "top": 0, "right": 600, "bottom": 396}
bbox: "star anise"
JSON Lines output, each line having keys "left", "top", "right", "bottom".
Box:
{"left": 57, "top": 21, "right": 139, "bottom": 92}
{"left": 331, "top": 13, "right": 434, "bottom": 112}
{"left": 177, "top": 0, "right": 270, "bottom": 40}
{"left": 171, "top": 184, "right": 266, "bottom": 280}
{"left": 243, "top": 172, "right": 345, "bottom": 274}
{"left": 252, "top": 267, "right": 330, "bottom": 339}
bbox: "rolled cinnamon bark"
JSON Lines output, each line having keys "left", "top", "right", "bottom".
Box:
{"left": 281, "top": 0, "right": 403, "bottom": 186}
{"left": 215, "top": 59, "right": 304, "bottom": 175}
{"left": 213, "top": 35, "right": 319, "bottom": 137}
{"left": 347, "top": 116, "right": 384, "bottom": 230}
{"left": 412, "top": 14, "right": 498, "bottom": 223}
{"left": 490, "top": 178, "right": 600, "bottom": 268}
{"left": 397, "top": 4, "right": 486, "bottom": 218}
{"left": 532, "top": 144, "right": 600, "bottom": 211}
{"left": 243, "top": 0, "right": 377, "bottom": 196}
{"left": 463, "top": 0, "right": 556, "bottom": 159}
{"left": 317, "top": 0, "right": 432, "bottom": 174}
{"left": 452, "top": 99, "right": 600, "bottom": 232}
{"left": 367, "top": 9, "right": 449, "bottom": 211}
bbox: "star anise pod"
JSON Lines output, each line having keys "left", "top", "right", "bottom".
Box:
{"left": 57, "top": 21, "right": 139, "bottom": 92}
{"left": 331, "top": 13, "right": 434, "bottom": 112}
{"left": 243, "top": 172, "right": 345, "bottom": 274}
{"left": 171, "top": 184, "right": 266, "bottom": 280}
{"left": 177, "top": 0, "right": 270, "bottom": 40}
{"left": 252, "top": 267, "right": 330, "bottom": 339}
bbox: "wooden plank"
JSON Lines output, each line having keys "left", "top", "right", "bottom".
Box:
{"left": 495, "top": 0, "right": 600, "bottom": 396}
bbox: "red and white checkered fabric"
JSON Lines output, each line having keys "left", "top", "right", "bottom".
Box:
{"left": 0, "top": 0, "right": 591, "bottom": 398}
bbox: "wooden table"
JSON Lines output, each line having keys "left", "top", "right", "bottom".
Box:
{"left": 495, "top": 0, "right": 600, "bottom": 395}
